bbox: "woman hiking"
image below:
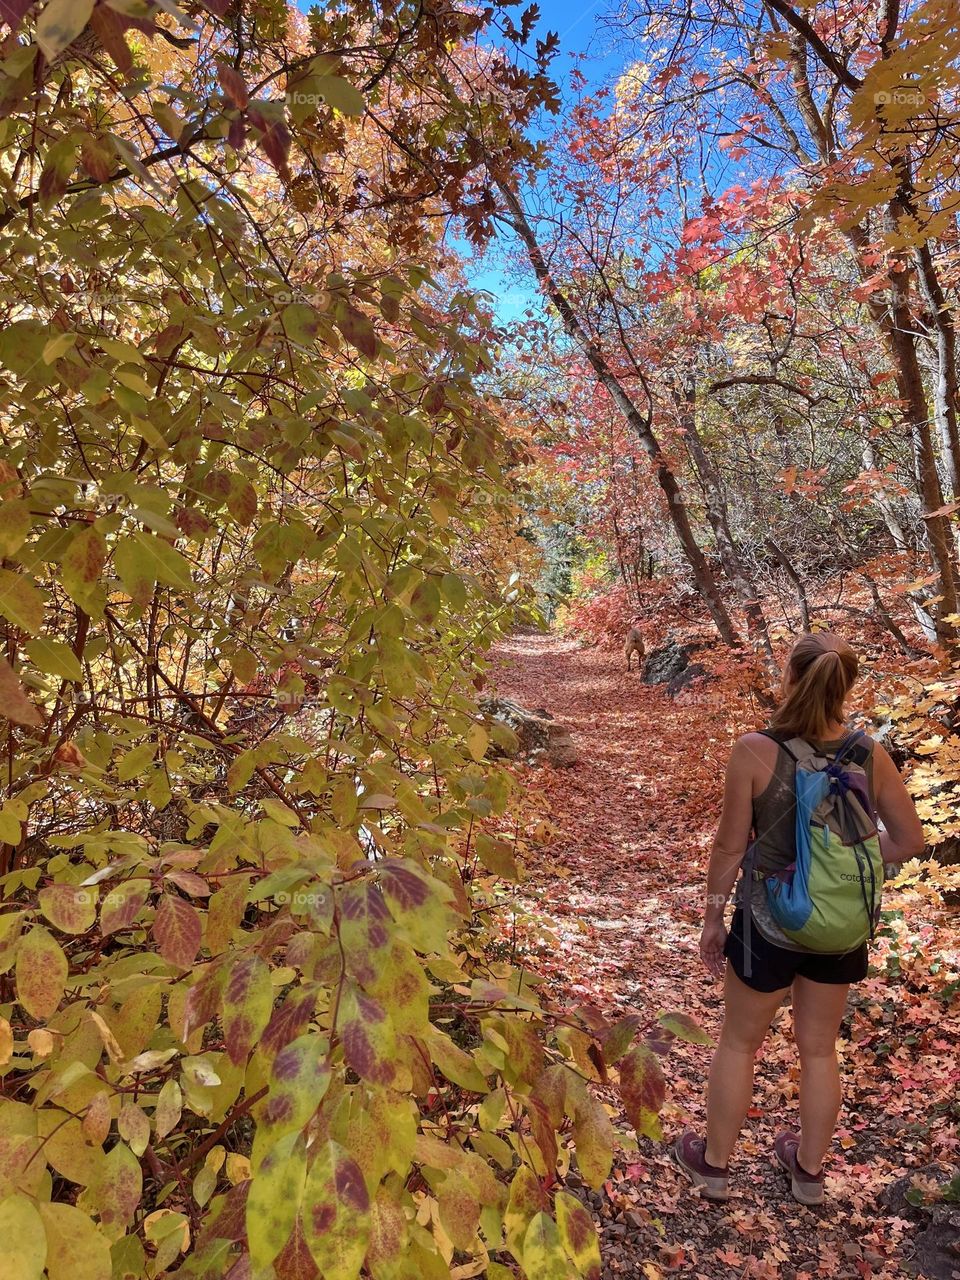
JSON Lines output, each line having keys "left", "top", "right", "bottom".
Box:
{"left": 675, "top": 632, "right": 925, "bottom": 1204}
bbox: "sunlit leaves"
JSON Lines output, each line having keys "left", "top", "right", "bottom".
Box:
{"left": 0, "top": 569, "right": 45, "bottom": 634}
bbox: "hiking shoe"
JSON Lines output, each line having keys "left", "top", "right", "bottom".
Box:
{"left": 774, "top": 1131, "right": 825, "bottom": 1206}
{"left": 673, "top": 1131, "right": 730, "bottom": 1200}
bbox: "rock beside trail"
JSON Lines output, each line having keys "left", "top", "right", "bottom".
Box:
{"left": 879, "top": 1166, "right": 960, "bottom": 1278}
{"left": 665, "top": 661, "right": 709, "bottom": 698}
{"left": 641, "top": 639, "right": 696, "bottom": 686}
{"left": 479, "top": 696, "right": 578, "bottom": 767}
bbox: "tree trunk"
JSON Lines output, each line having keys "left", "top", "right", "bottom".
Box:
{"left": 845, "top": 222, "right": 958, "bottom": 644}
{"left": 675, "top": 371, "right": 774, "bottom": 659}
{"left": 765, "top": 537, "right": 812, "bottom": 632}
{"left": 496, "top": 178, "right": 744, "bottom": 648}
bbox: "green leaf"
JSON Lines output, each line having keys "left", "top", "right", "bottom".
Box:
{"left": 0, "top": 499, "right": 31, "bottom": 556}
{"left": 36, "top": 1201, "right": 111, "bottom": 1280}
{"left": 658, "top": 1010, "right": 713, "bottom": 1045}
{"left": 0, "top": 1192, "right": 46, "bottom": 1279}
{"left": 475, "top": 832, "right": 518, "bottom": 879}
{"left": 0, "top": 569, "right": 46, "bottom": 635}
{"left": 302, "top": 1140, "right": 370, "bottom": 1280}
{"left": 36, "top": 0, "right": 95, "bottom": 61}
{"left": 426, "top": 1027, "right": 490, "bottom": 1092}
{"left": 315, "top": 75, "right": 366, "bottom": 116}
{"left": 246, "top": 1133, "right": 307, "bottom": 1273}
{"left": 24, "top": 637, "right": 82, "bottom": 682}
{"left": 42, "top": 332, "right": 78, "bottom": 364}
{"left": 0, "top": 807, "right": 21, "bottom": 843}
{"left": 131, "top": 532, "right": 194, "bottom": 589}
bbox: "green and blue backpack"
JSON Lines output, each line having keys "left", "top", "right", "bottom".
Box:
{"left": 742, "top": 730, "right": 884, "bottom": 973}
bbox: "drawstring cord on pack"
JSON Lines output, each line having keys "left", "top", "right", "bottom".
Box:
{"left": 826, "top": 748, "right": 879, "bottom": 939}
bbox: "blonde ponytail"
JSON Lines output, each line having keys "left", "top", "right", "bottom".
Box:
{"left": 768, "top": 632, "right": 858, "bottom": 741}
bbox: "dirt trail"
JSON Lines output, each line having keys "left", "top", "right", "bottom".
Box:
{"left": 490, "top": 631, "right": 942, "bottom": 1280}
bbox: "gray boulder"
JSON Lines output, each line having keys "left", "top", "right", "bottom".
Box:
{"left": 642, "top": 640, "right": 696, "bottom": 685}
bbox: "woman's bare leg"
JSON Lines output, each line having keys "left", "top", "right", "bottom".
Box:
{"left": 791, "top": 976, "right": 850, "bottom": 1174}
{"left": 704, "top": 966, "right": 789, "bottom": 1168}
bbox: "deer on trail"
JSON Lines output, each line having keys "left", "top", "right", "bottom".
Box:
{"left": 624, "top": 626, "right": 645, "bottom": 672}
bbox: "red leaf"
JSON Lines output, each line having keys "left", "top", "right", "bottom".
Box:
{"left": 217, "top": 61, "right": 249, "bottom": 109}
{"left": 153, "top": 894, "right": 201, "bottom": 968}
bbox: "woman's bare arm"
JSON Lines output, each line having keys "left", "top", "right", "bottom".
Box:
{"left": 700, "top": 735, "right": 768, "bottom": 976}
{"left": 703, "top": 734, "right": 771, "bottom": 921}
{"left": 872, "top": 743, "right": 925, "bottom": 863}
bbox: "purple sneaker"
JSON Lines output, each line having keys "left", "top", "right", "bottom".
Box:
{"left": 673, "top": 1131, "right": 730, "bottom": 1200}
{"left": 774, "top": 1131, "right": 825, "bottom": 1205}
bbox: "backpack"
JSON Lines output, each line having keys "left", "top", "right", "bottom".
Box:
{"left": 741, "top": 730, "right": 883, "bottom": 975}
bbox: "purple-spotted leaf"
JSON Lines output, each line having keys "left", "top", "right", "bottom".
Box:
{"left": 37, "top": 1199, "right": 112, "bottom": 1280}
{"left": 100, "top": 879, "right": 149, "bottom": 935}
{"left": 555, "top": 1190, "right": 601, "bottom": 1280}
{"left": 222, "top": 952, "right": 273, "bottom": 1065}
{"left": 620, "top": 1043, "right": 666, "bottom": 1141}
{"left": 522, "top": 1212, "right": 571, "bottom": 1280}
{"left": 568, "top": 1079, "right": 614, "bottom": 1189}
{"left": 524, "top": 1093, "right": 558, "bottom": 1172}
{"left": 339, "top": 987, "right": 398, "bottom": 1087}
{"left": 379, "top": 860, "right": 457, "bottom": 953}
{"left": 336, "top": 306, "right": 377, "bottom": 360}
{"left": 302, "top": 1140, "right": 370, "bottom": 1280}
{"left": 153, "top": 894, "right": 202, "bottom": 968}
{"left": 253, "top": 1034, "right": 330, "bottom": 1158}
{"left": 504, "top": 1163, "right": 547, "bottom": 1257}
{"left": 16, "top": 925, "right": 67, "bottom": 1018}
{"left": 96, "top": 1140, "right": 143, "bottom": 1234}
{"left": 39, "top": 882, "right": 97, "bottom": 934}
{"left": 246, "top": 1132, "right": 307, "bottom": 1273}
{"left": 602, "top": 1013, "right": 641, "bottom": 1065}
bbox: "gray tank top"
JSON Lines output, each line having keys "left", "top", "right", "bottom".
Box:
{"left": 742, "top": 734, "right": 876, "bottom": 950}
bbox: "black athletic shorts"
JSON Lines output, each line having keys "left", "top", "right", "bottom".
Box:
{"left": 725, "top": 908, "right": 869, "bottom": 993}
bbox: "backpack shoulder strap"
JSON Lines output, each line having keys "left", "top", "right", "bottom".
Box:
{"left": 756, "top": 728, "right": 800, "bottom": 762}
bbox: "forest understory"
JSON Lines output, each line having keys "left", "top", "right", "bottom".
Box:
{"left": 490, "top": 630, "right": 960, "bottom": 1280}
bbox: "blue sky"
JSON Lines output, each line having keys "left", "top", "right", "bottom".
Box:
{"left": 462, "top": 0, "right": 622, "bottom": 325}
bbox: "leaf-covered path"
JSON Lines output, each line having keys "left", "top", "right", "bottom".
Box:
{"left": 490, "top": 631, "right": 959, "bottom": 1280}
